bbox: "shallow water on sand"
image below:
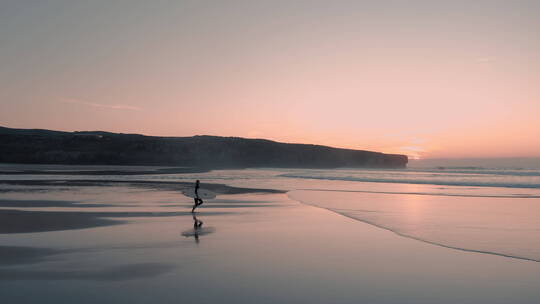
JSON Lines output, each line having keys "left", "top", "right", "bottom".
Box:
{"left": 1, "top": 166, "right": 540, "bottom": 303}
{"left": 289, "top": 190, "right": 540, "bottom": 262}
{"left": 1, "top": 186, "right": 539, "bottom": 304}
{"left": 59, "top": 167, "right": 539, "bottom": 262}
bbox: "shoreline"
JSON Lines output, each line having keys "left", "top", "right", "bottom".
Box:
{"left": 289, "top": 189, "right": 540, "bottom": 264}
{"left": 292, "top": 194, "right": 540, "bottom": 263}
{"left": 0, "top": 179, "right": 285, "bottom": 195}
{"left": 0, "top": 183, "right": 539, "bottom": 302}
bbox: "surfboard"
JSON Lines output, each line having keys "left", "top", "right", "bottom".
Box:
{"left": 182, "top": 188, "right": 217, "bottom": 199}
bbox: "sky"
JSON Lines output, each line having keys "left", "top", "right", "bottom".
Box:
{"left": 0, "top": 0, "right": 539, "bottom": 159}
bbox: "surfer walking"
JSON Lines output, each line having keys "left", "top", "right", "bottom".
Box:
{"left": 191, "top": 179, "right": 204, "bottom": 213}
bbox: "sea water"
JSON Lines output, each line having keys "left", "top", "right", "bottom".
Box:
{"left": 1, "top": 164, "right": 539, "bottom": 262}
{"left": 135, "top": 166, "right": 540, "bottom": 262}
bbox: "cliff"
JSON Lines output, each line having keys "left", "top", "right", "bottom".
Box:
{"left": 0, "top": 126, "right": 407, "bottom": 168}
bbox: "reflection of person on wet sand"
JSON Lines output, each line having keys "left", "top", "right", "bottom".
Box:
{"left": 193, "top": 214, "right": 203, "bottom": 228}
{"left": 192, "top": 214, "right": 203, "bottom": 243}
{"left": 181, "top": 214, "right": 215, "bottom": 244}
{"left": 191, "top": 180, "right": 204, "bottom": 213}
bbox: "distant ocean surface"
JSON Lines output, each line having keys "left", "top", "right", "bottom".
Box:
{"left": 1, "top": 164, "right": 539, "bottom": 262}
{"left": 280, "top": 167, "right": 540, "bottom": 189}
{"left": 3, "top": 164, "right": 540, "bottom": 190}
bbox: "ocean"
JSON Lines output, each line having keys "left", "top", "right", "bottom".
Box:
{"left": 1, "top": 164, "right": 539, "bottom": 262}
{"left": 1, "top": 163, "right": 540, "bottom": 303}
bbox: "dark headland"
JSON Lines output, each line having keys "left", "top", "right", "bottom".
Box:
{"left": 0, "top": 126, "right": 407, "bottom": 168}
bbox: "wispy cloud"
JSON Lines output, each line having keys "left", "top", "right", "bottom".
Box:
{"left": 60, "top": 98, "right": 143, "bottom": 111}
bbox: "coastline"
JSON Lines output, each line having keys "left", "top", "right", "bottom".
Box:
{"left": 0, "top": 168, "right": 539, "bottom": 303}
{"left": 2, "top": 191, "right": 538, "bottom": 303}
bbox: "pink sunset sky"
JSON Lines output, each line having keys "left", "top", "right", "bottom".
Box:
{"left": 1, "top": 1, "right": 539, "bottom": 159}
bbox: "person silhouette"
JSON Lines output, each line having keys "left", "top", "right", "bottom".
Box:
{"left": 191, "top": 179, "right": 204, "bottom": 213}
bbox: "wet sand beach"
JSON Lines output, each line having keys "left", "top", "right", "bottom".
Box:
{"left": 0, "top": 174, "right": 539, "bottom": 303}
